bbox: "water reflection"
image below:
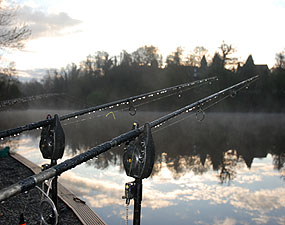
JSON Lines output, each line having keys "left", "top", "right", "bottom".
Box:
{"left": 56, "top": 154, "right": 285, "bottom": 225}
{"left": 67, "top": 112, "right": 285, "bottom": 184}
{"left": 1, "top": 111, "right": 285, "bottom": 182}
{"left": 1, "top": 110, "right": 285, "bottom": 224}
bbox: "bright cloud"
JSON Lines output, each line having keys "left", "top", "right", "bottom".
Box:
{"left": 230, "top": 188, "right": 285, "bottom": 213}
{"left": 58, "top": 166, "right": 285, "bottom": 216}
{"left": 3, "top": 0, "right": 285, "bottom": 74}
{"left": 17, "top": 6, "right": 82, "bottom": 39}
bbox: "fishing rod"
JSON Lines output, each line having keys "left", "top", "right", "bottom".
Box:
{"left": 0, "top": 76, "right": 216, "bottom": 140}
{"left": 0, "top": 75, "right": 259, "bottom": 202}
{"left": 0, "top": 93, "right": 62, "bottom": 109}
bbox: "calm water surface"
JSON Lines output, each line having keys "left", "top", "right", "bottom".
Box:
{"left": 1, "top": 110, "right": 284, "bottom": 225}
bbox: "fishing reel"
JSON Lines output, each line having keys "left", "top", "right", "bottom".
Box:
{"left": 123, "top": 122, "right": 155, "bottom": 179}
{"left": 39, "top": 114, "right": 65, "bottom": 160}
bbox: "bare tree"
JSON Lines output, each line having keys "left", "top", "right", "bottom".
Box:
{"left": 186, "top": 46, "right": 208, "bottom": 67}
{"left": 275, "top": 50, "right": 285, "bottom": 69}
{"left": 0, "top": 1, "right": 30, "bottom": 98}
{"left": 166, "top": 47, "right": 184, "bottom": 66}
{"left": 219, "top": 41, "right": 238, "bottom": 69}
{"left": 0, "top": 1, "right": 30, "bottom": 51}
{"left": 132, "top": 45, "right": 162, "bottom": 68}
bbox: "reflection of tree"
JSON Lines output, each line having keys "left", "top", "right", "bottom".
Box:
{"left": 271, "top": 124, "right": 285, "bottom": 181}
{"left": 218, "top": 150, "right": 243, "bottom": 185}
{"left": 273, "top": 153, "right": 285, "bottom": 170}
{"left": 0, "top": 138, "right": 20, "bottom": 152}
{"left": 273, "top": 153, "right": 285, "bottom": 181}
{"left": 164, "top": 154, "right": 211, "bottom": 179}
{"left": 1, "top": 111, "right": 285, "bottom": 180}
{"left": 85, "top": 149, "right": 123, "bottom": 170}
{"left": 150, "top": 154, "right": 163, "bottom": 178}
{"left": 281, "top": 169, "right": 285, "bottom": 182}
{"left": 280, "top": 169, "right": 285, "bottom": 182}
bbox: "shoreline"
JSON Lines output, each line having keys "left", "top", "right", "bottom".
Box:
{"left": 0, "top": 153, "right": 82, "bottom": 225}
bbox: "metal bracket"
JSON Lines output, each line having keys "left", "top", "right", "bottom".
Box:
{"left": 122, "top": 181, "right": 136, "bottom": 205}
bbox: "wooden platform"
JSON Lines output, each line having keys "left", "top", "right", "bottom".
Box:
{"left": 11, "top": 152, "right": 107, "bottom": 225}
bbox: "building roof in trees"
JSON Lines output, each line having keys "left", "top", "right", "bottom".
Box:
{"left": 256, "top": 64, "right": 270, "bottom": 76}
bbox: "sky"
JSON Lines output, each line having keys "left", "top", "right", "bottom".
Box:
{"left": 3, "top": 0, "right": 285, "bottom": 80}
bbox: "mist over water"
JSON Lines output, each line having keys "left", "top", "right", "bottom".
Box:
{"left": 1, "top": 109, "right": 284, "bottom": 225}
{"left": 1, "top": 110, "right": 284, "bottom": 173}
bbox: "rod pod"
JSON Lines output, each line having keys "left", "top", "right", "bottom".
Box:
{"left": 39, "top": 114, "right": 65, "bottom": 220}
{"left": 122, "top": 178, "right": 143, "bottom": 225}
{"left": 123, "top": 122, "right": 155, "bottom": 225}
{"left": 133, "top": 178, "right": 142, "bottom": 225}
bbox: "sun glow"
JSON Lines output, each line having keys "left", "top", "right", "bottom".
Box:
{"left": 3, "top": 0, "right": 284, "bottom": 77}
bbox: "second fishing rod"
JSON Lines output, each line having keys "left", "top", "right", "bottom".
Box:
{"left": 0, "top": 75, "right": 259, "bottom": 203}
{"left": 0, "top": 76, "right": 217, "bottom": 139}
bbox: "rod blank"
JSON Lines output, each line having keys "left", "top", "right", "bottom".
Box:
{"left": 0, "top": 75, "right": 259, "bottom": 202}
{"left": 0, "top": 77, "right": 217, "bottom": 139}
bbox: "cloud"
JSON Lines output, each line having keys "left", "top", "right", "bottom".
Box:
{"left": 17, "top": 6, "right": 82, "bottom": 39}
{"left": 7, "top": 136, "right": 285, "bottom": 225}
{"left": 234, "top": 174, "right": 262, "bottom": 184}
{"left": 213, "top": 217, "right": 237, "bottom": 225}
{"left": 16, "top": 68, "right": 54, "bottom": 82}
{"left": 251, "top": 215, "right": 270, "bottom": 224}
{"left": 58, "top": 168, "right": 285, "bottom": 218}
{"left": 230, "top": 188, "right": 285, "bottom": 213}
{"left": 58, "top": 171, "right": 177, "bottom": 209}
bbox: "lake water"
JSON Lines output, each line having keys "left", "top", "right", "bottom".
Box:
{"left": 0, "top": 110, "right": 284, "bottom": 225}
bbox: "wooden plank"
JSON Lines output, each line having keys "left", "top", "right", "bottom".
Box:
{"left": 10, "top": 152, "right": 107, "bottom": 225}
{"left": 11, "top": 152, "right": 42, "bottom": 174}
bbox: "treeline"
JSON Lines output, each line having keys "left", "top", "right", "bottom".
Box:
{"left": 0, "top": 66, "right": 21, "bottom": 101}
{"left": 2, "top": 43, "right": 285, "bottom": 112}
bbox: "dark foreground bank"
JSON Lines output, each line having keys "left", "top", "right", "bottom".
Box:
{"left": 0, "top": 154, "right": 82, "bottom": 225}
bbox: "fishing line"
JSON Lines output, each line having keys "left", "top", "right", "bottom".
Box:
{"left": 0, "top": 77, "right": 216, "bottom": 140}
{"left": 36, "top": 178, "right": 58, "bottom": 225}
{"left": 11, "top": 78, "right": 253, "bottom": 131}
{"left": 53, "top": 80, "right": 207, "bottom": 127}
{"left": 0, "top": 76, "right": 259, "bottom": 203}
{"left": 59, "top": 77, "right": 216, "bottom": 122}
{"left": 152, "top": 95, "right": 229, "bottom": 134}
{"left": 152, "top": 81, "right": 254, "bottom": 134}
{"left": 131, "top": 81, "right": 211, "bottom": 109}
{"left": 0, "top": 93, "right": 62, "bottom": 110}
{"left": 61, "top": 81, "right": 211, "bottom": 127}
